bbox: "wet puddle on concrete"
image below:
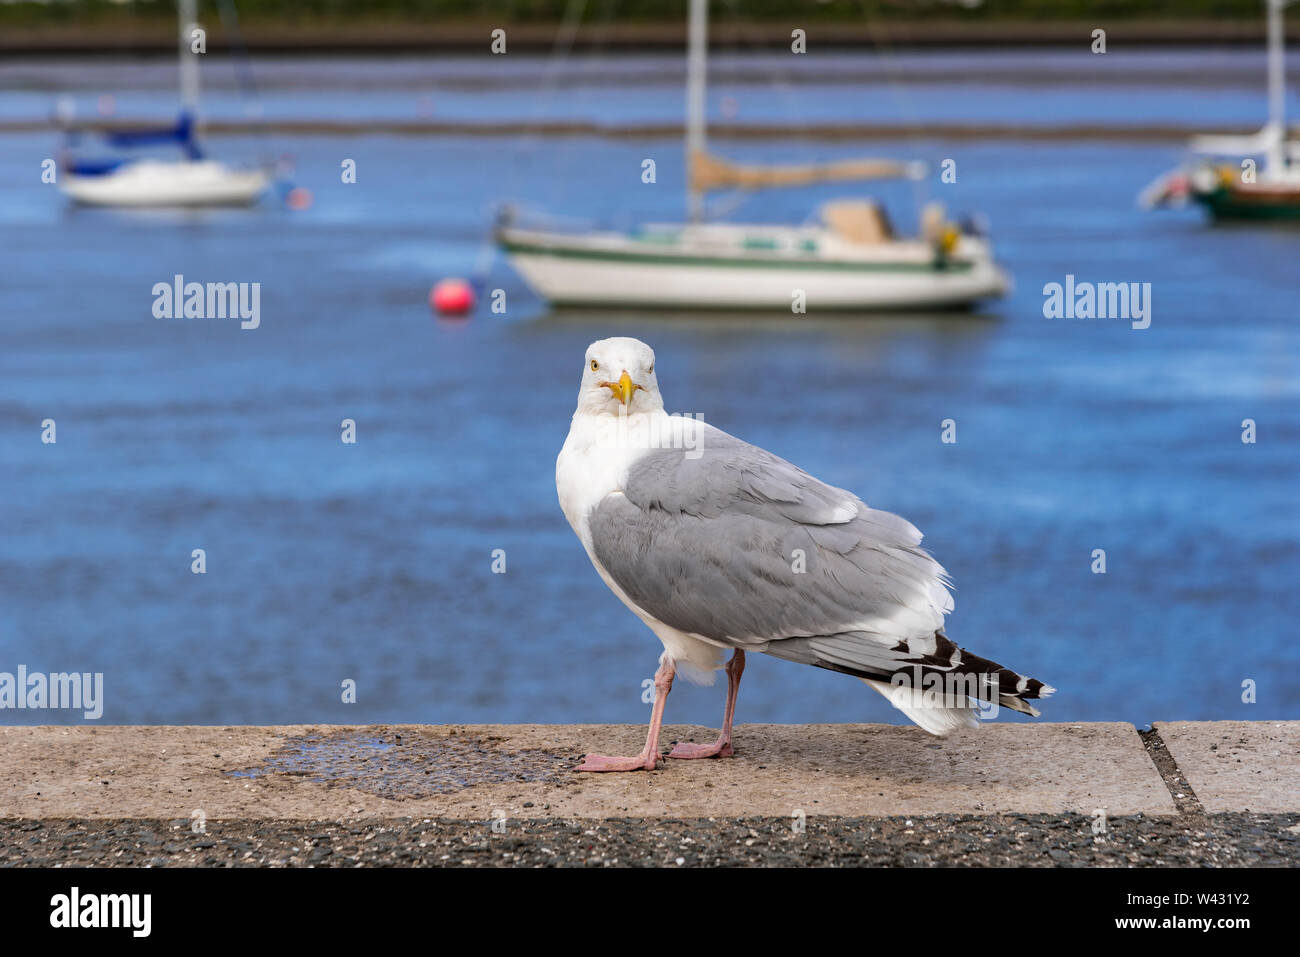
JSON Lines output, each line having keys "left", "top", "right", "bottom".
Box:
{"left": 228, "top": 729, "right": 572, "bottom": 799}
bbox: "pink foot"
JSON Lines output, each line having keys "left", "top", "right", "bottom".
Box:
{"left": 575, "top": 752, "right": 660, "bottom": 772}
{"left": 667, "top": 651, "right": 745, "bottom": 761}
{"left": 574, "top": 658, "right": 676, "bottom": 772}
{"left": 667, "top": 739, "right": 734, "bottom": 760}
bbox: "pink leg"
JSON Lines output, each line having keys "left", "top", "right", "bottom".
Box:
{"left": 576, "top": 658, "right": 675, "bottom": 772}
{"left": 669, "top": 650, "right": 745, "bottom": 760}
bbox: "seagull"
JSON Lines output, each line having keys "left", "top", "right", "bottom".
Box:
{"left": 556, "top": 336, "right": 1054, "bottom": 772}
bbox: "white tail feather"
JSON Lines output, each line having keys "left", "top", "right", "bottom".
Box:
{"left": 863, "top": 678, "right": 981, "bottom": 737}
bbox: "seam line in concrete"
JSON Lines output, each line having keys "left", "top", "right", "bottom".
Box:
{"left": 1138, "top": 726, "right": 1207, "bottom": 821}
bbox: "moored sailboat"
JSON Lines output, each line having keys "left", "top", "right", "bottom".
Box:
{"left": 1141, "top": 0, "right": 1300, "bottom": 220}
{"left": 57, "top": 0, "right": 271, "bottom": 208}
{"left": 498, "top": 0, "right": 1009, "bottom": 312}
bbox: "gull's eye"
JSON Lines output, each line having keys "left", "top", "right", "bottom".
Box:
{"left": 590, "top": 359, "right": 599, "bottom": 372}
{"left": 648, "top": 362, "right": 654, "bottom": 374}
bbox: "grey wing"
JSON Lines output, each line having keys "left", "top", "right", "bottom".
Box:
{"left": 587, "top": 426, "right": 956, "bottom": 679}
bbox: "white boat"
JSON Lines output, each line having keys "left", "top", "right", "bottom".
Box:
{"left": 58, "top": 0, "right": 271, "bottom": 208}
{"left": 499, "top": 0, "right": 1009, "bottom": 312}
{"left": 502, "top": 216, "right": 1008, "bottom": 310}
{"left": 1140, "top": 0, "right": 1300, "bottom": 220}
{"left": 61, "top": 157, "right": 270, "bottom": 208}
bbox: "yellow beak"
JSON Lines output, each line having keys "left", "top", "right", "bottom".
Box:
{"left": 603, "top": 370, "right": 640, "bottom": 406}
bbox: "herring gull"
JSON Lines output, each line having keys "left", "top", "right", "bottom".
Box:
{"left": 556, "top": 336, "right": 1054, "bottom": 772}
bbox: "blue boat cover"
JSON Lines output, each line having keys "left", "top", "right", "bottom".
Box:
{"left": 67, "top": 157, "right": 128, "bottom": 176}
{"left": 66, "top": 111, "right": 204, "bottom": 175}
{"left": 104, "top": 112, "right": 202, "bottom": 158}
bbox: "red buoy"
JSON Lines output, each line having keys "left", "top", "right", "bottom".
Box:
{"left": 430, "top": 278, "right": 475, "bottom": 317}
{"left": 285, "top": 187, "right": 313, "bottom": 210}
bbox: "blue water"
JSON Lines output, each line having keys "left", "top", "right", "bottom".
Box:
{"left": 1, "top": 52, "right": 1297, "bottom": 728}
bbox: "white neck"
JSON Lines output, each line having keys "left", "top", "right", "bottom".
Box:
{"left": 557, "top": 408, "right": 672, "bottom": 543}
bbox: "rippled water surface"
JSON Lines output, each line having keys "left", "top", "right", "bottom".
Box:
{"left": 1, "top": 51, "right": 1297, "bottom": 727}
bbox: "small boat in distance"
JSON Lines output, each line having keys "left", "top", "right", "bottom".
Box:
{"left": 1141, "top": 0, "right": 1300, "bottom": 220}
{"left": 498, "top": 0, "right": 1009, "bottom": 312}
{"left": 57, "top": 0, "right": 271, "bottom": 208}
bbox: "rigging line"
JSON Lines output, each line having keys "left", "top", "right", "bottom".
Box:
{"left": 707, "top": 0, "right": 809, "bottom": 222}
{"left": 717, "top": 0, "right": 808, "bottom": 152}
{"left": 714, "top": 1, "right": 925, "bottom": 224}
{"left": 504, "top": 0, "right": 592, "bottom": 214}
{"left": 517, "top": 0, "right": 590, "bottom": 143}
{"left": 485, "top": 0, "right": 597, "bottom": 283}
{"left": 583, "top": 0, "right": 647, "bottom": 232}
{"left": 857, "top": 0, "right": 930, "bottom": 213}
{"left": 495, "top": 0, "right": 607, "bottom": 230}
{"left": 856, "top": 0, "right": 925, "bottom": 139}
{"left": 213, "top": 0, "right": 275, "bottom": 161}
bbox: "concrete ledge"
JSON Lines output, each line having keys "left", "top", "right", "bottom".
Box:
{"left": 0, "top": 722, "right": 1188, "bottom": 820}
{"left": 1156, "top": 720, "right": 1300, "bottom": 814}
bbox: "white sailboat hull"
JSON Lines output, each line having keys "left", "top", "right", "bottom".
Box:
{"left": 501, "top": 228, "right": 1009, "bottom": 311}
{"left": 61, "top": 159, "right": 271, "bottom": 208}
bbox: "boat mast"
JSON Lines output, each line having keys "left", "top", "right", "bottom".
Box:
{"left": 1266, "top": 0, "right": 1289, "bottom": 172}
{"left": 179, "top": 0, "right": 200, "bottom": 116}
{"left": 685, "top": 0, "right": 708, "bottom": 222}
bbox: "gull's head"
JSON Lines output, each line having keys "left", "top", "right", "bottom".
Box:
{"left": 576, "top": 337, "right": 665, "bottom": 416}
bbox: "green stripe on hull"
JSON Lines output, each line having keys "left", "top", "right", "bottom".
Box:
{"left": 544, "top": 299, "right": 983, "bottom": 312}
{"left": 500, "top": 240, "right": 973, "bottom": 273}
{"left": 1195, "top": 188, "right": 1300, "bottom": 221}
